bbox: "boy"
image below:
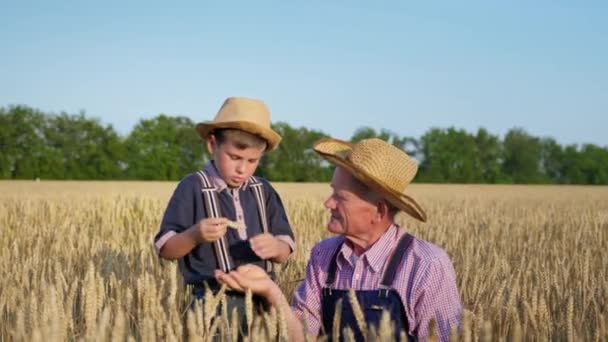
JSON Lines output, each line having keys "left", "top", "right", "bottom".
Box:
{"left": 153, "top": 97, "right": 295, "bottom": 331}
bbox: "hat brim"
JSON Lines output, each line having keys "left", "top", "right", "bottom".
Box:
{"left": 314, "top": 138, "right": 427, "bottom": 222}
{"left": 196, "top": 121, "right": 282, "bottom": 151}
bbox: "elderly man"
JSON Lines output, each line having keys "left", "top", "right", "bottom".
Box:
{"left": 216, "top": 138, "right": 462, "bottom": 341}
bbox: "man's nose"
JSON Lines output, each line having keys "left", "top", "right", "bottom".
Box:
{"left": 323, "top": 196, "right": 335, "bottom": 209}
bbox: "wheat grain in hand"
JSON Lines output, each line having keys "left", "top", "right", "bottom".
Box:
{"left": 226, "top": 220, "right": 246, "bottom": 229}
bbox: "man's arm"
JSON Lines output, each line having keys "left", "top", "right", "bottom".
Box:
{"left": 217, "top": 239, "right": 330, "bottom": 339}
{"left": 215, "top": 265, "right": 305, "bottom": 341}
{"left": 258, "top": 282, "right": 305, "bottom": 341}
{"left": 290, "top": 248, "right": 324, "bottom": 336}
{"left": 412, "top": 254, "right": 462, "bottom": 341}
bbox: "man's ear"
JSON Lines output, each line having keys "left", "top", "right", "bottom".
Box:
{"left": 206, "top": 135, "right": 217, "bottom": 155}
{"left": 375, "top": 200, "right": 390, "bottom": 221}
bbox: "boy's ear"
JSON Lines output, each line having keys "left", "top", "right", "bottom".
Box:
{"left": 206, "top": 135, "right": 217, "bottom": 155}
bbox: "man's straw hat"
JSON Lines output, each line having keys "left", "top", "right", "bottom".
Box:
{"left": 313, "top": 138, "right": 427, "bottom": 222}
{"left": 196, "top": 97, "right": 282, "bottom": 151}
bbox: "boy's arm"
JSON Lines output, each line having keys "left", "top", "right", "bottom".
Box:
{"left": 263, "top": 181, "right": 296, "bottom": 262}
{"left": 272, "top": 238, "right": 292, "bottom": 263}
{"left": 160, "top": 218, "right": 230, "bottom": 260}
{"left": 159, "top": 225, "right": 200, "bottom": 260}
{"left": 155, "top": 175, "right": 217, "bottom": 260}
{"left": 249, "top": 234, "right": 292, "bottom": 263}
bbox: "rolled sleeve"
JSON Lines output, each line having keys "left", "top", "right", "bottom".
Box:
{"left": 275, "top": 235, "right": 295, "bottom": 252}
{"left": 153, "top": 176, "right": 197, "bottom": 255}
{"left": 154, "top": 231, "right": 177, "bottom": 254}
{"left": 263, "top": 181, "right": 295, "bottom": 252}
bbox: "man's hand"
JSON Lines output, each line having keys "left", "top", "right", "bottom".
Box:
{"left": 215, "top": 264, "right": 277, "bottom": 298}
{"left": 192, "top": 217, "right": 230, "bottom": 243}
{"left": 250, "top": 233, "right": 290, "bottom": 262}
{"left": 216, "top": 265, "right": 305, "bottom": 341}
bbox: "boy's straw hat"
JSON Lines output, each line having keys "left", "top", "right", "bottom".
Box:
{"left": 313, "top": 138, "right": 427, "bottom": 222}
{"left": 196, "top": 97, "right": 282, "bottom": 151}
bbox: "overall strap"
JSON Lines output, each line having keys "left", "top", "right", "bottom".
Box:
{"left": 323, "top": 239, "right": 345, "bottom": 294}
{"left": 247, "top": 176, "right": 272, "bottom": 274}
{"left": 197, "top": 170, "right": 234, "bottom": 273}
{"left": 379, "top": 233, "right": 414, "bottom": 292}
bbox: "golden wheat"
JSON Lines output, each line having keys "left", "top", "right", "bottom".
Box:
{"left": 0, "top": 181, "right": 607, "bottom": 341}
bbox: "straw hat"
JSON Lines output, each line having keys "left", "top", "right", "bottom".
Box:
{"left": 313, "top": 138, "right": 427, "bottom": 222}
{"left": 196, "top": 97, "right": 282, "bottom": 151}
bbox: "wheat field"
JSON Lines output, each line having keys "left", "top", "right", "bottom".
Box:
{"left": 0, "top": 181, "right": 607, "bottom": 341}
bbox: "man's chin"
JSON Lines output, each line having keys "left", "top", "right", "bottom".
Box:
{"left": 327, "top": 223, "right": 343, "bottom": 235}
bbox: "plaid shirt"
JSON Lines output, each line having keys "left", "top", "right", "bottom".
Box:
{"left": 291, "top": 225, "right": 461, "bottom": 341}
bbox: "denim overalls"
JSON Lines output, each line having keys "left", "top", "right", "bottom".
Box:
{"left": 321, "top": 234, "right": 416, "bottom": 341}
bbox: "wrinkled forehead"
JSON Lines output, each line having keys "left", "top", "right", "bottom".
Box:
{"left": 331, "top": 167, "right": 369, "bottom": 195}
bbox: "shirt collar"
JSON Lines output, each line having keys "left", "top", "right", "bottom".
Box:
{"left": 364, "top": 224, "right": 401, "bottom": 273}
{"left": 336, "top": 224, "right": 401, "bottom": 273}
{"left": 203, "top": 161, "right": 250, "bottom": 192}
{"left": 336, "top": 239, "right": 354, "bottom": 270}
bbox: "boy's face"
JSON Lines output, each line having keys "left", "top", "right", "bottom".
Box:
{"left": 207, "top": 136, "right": 265, "bottom": 188}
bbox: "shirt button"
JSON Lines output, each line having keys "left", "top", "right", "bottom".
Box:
{"left": 355, "top": 274, "right": 360, "bottom": 279}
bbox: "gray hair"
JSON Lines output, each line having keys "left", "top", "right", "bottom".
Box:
{"left": 347, "top": 172, "right": 400, "bottom": 220}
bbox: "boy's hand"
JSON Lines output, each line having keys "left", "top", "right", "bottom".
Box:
{"left": 193, "top": 217, "right": 229, "bottom": 243}
{"left": 249, "top": 233, "right": 290, "bottom": 261}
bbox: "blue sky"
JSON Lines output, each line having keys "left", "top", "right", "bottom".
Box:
{"left": 1, "top": 0, "right": 607, "bottom": 146}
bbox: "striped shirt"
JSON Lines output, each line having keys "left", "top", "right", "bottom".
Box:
{"left": 291, "top": 225, "right": 461, "bottom": 341}
{"left": 154, "top": 162, "right": 295, "bottom": 284}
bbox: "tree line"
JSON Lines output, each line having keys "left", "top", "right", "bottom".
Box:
{"left": 2, "top": 105, "right": 607, "bottom": 184}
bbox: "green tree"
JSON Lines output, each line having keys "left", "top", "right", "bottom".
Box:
{"left": 502, "top": 128, "right": 545, "bottom": 183}
{"left": 350, "top": 126, "right": 420, "bottom": 159}
{"left": 560, "top": 145, "right": 585, "bottom": 184}
{"left": 257, "top": 122, "right": 332, "bottom": 182}
{"left": 44, "top": 112, "right": 125, "bottom": 179}
{"left": 570, "top": 144, "right": 608, "bottom": 184}
{"left": 3, "top": 104, "right": 608, "bottom": 184}
{"left": 351, "top": 126, "right": 393, "bottom": 143}
{"left": 539, "top": 137, "right": 564, "bottom": 183}
{"left": 474, "top": 128, "right": 505, "bottom": 183}
{"left": 418, "top": 127, "right": 483, "bottom": 183}
{"left": 0, "top": 105, "right": 49, "bottom": 179}
{"left": 124, "top": 115, "right": 205, "bottom": 180}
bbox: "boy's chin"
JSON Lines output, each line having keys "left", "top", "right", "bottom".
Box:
{"left": 226, "top": 178, "right": 246, "bottom": 188}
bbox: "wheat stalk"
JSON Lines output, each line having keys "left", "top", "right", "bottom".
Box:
{"left": 347, "top": 289, "right": 368, "bottom": 339}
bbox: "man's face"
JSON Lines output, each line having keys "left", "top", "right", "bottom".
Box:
{"left": 324, "top": 167, "right": 378, "bottom": 237}
{"left": 207, "top": 137, "right": 265, "bottom": 188}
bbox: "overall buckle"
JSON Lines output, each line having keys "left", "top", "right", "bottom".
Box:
{"left": 378, "top": 285, "right": 390, "bottom": 298}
